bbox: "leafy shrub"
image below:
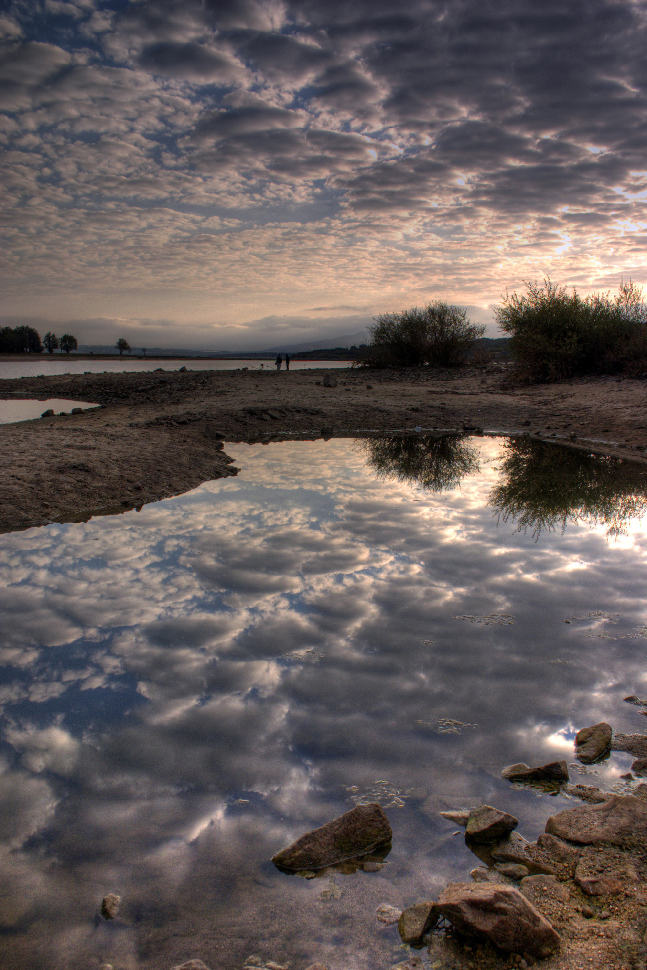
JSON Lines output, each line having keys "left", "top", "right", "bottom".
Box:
{"left": 496, "top": 279, "right": 647, "bottom": 381}
{"left": 358, "top": 302, "right": 484, "bottom": 368}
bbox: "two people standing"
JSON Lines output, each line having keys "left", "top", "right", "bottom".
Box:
{"left": 275, "top": 354, "right": 290, "bottom": 371}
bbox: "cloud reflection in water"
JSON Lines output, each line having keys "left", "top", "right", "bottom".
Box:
{"left": 0, "top": 437, "right": 647, "bottom": 969}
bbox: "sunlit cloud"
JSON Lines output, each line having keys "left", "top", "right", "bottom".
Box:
{"left": 1, "top": 1, "right": 647, "bottom": 346}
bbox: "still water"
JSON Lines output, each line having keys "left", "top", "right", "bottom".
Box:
{"left": 0, "top": 400, "right": 99, "bottom": 424}
{"left": 1, "top": 436, "right": 647, "bottom": 970}
{"left": 0, "top": 358, "right": 352, "bottom": 379}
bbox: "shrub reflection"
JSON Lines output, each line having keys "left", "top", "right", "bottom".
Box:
{"left": 490, "top": 438, "right": 647, "bottom": 537}
{"left": 363, "top": 434, "right": 479, "bottom": 491}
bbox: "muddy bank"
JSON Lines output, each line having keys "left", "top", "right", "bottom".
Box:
{"left": 2, "top": 366, "right": 647, "bottom": 533}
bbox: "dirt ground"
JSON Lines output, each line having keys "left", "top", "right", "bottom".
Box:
{"left": 1, "top": 364, "right": 647, "bottom": 533}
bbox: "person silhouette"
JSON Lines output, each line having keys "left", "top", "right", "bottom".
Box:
{"left": 275, "top": 354, "right": 282, "bottom": 371}
{"left": 285, "top": 354, "right": 290, "bottom": 370}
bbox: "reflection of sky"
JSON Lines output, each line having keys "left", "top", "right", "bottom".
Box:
{"left": 1, "top": 437, "right": 647, "bottom": 969}
{"left": 0, "top": 399, "right": 99, "bottom": 424}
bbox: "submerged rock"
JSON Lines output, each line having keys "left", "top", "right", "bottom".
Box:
{"left": 502, "top": 761, "right": 569, "bottom": 783}
{"left": 439, "top": 809, "right": 470, "bottom": 826}
{"left": 376, "top": 903, "right": 402, "bottom": 925}
{"left": 271, "top": 803, "right": 392, "bottom": 872}
{"left": 545, "top": 794, "right": 647, "bottom": 848}
{"left": 171, "top": 962, "right": 211, "bottom": 970}
{"left": 100, "top": 893, "right": 121, "bottom": 920}
{"left": 435, "top": 882, "right": 560, "bottom": 959}
{"left": 575, "top": 722, "right": 612, "bottom": 763}
{"left": 397, "top": 902, "right": 437, "bottom": 945}
{"left": 465, "top": 805, "right": 518, "bottom": 843}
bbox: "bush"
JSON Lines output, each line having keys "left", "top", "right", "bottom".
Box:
{"left": 496, "top": 279, "right": 647, "bottom": 381}
{"left": 358, "top": 302, "right": 484, "bottom": 368}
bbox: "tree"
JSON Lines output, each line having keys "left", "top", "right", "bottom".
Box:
{"left": 43, "top": 332, "right": 59, "bottom": 353}
{"left": 11, "top": 326, "right": 42, "bottom": 353}
{"left": 59, "top": 334, "right": 78, "bottom": 354}
{"left": 116, "top": 338, "right": 131, "bottom": 355}
{"left": 359, "top": 302, "right": 484, "bottom": 368}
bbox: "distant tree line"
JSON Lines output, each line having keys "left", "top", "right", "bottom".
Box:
{"left": 0, "top": 326, "right": 79, "bottom": 354}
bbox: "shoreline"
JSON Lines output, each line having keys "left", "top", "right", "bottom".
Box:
{"left": 1, "top": 366, "right": 647, "bottom": 534}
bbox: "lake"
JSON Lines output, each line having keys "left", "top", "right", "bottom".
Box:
{"left": 1, "top": 435, "right": 646, "bottom": 970}
{"left": 0, "top": 359, "right": 353, "bottom": 380}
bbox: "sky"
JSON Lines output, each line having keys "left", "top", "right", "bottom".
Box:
{"left": 2, "top": 0, "right": 647, "bottom": 350}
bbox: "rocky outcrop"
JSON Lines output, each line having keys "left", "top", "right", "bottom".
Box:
{"left": 271, "top": 803, "right": 392, "bottom": 872}
{"left": 435, "top": 883, "right": 560, "bottom": 959}
{"left": 465, "top": 805, "right": 518, "bottom": 843}
{"left": 575, "top": 722, "right": 612, "bottom": 763}
{"left": 545, "top": 793, "right": 647, "bottom": 848}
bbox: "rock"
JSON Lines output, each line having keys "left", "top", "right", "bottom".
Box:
{"left": 179, "top": 366, "right": 187, "bottom": 372}
{"left": 562, "top": 784, "right": 608, "bottom": 803}
{"left": 171, "top": 962, "right": 211, "bottom": 970}
{"left": 470, "top": 866, "right": 510, "bottom": 884}
{"left": 624, "top": 695, "right": 647, "bottom": 705}
{"left": 631, "top": 758, "right": 647, "bottom": 775}
{"left": 71, "top": 407, "right": 83, "bottom": 414}
{"left": 397, "top": 902, "right": 438, "bottom": 945}
{"left": 41, "top": 409, "right": 54, "bottom": 417}
{"left": 575, "top": 722, "right": 612, "bottom": 763}
{"left": 613, "top": 733, "right": 647, "bottom": 758}
{"left": 435, "top": 882, "right": 560, "bottom": 959}
{"left": 494, "top": 863, "right": 530, "bottom": 880}
{"left": 465, "top": 805, "right": 518, "bottom": 843}
{"left": 320, "top": 426, "right": 334, "bottom": 439}
{"left": 204, "top": 423, "right": 225, "bottom": 440}
{"left": 439, "top": 809, "right": 470, "bottom": 826}
{"left": 322, "top": 374, "right": 337, "bottom": 387}
{"left": 545, "top": 794, "right": 647, "bottom": 848}
{"left": 574, "top": 845, "right": 641, "bottom": 896}
{"left": 271, "top": 803, "right": 392, "bottom": 872}
{"left": 530, "top": 833, "right": 581, "bottom": 878}
{"left": 502, "top": 761, "right": 569, "bottom": 784}
{"left": 101, "top": 893, "right": 121, "bottom": 919}
{"left": 304, "top": 965, "right": 329, "bottom": 970}
{"left": 376, "top": 903, "right": 402, "bottom": 925}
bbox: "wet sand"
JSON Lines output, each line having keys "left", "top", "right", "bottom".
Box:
{"left": 1, "top": 365, "right": 647, "bottom": 533}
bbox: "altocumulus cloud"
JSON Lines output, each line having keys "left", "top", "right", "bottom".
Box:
{"left": 1, "top": 0, "right": 647, "bottom": 346}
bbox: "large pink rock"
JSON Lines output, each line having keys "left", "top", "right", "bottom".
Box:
{"left": 435, "top": 882, "right": 560, "bottom": 959}
{"left": 545, "top": 794, "right": 647, "bottom": 848}
{"left": 271, "top": 803, "right": 392, "bottom": 872}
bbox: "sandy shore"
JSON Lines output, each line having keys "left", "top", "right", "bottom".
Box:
{"left": 1, "top": 365, "right": 647, "bottom": 533}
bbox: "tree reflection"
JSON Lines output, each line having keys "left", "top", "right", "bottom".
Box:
{"left": 490, "top": 438, "right": 647, "bottom": 538}
{"left": 363, "top": 434, "right": 479, "bottom": 491}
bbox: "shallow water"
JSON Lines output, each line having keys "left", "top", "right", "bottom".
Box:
{"left": 1, "top": 435, "right": 647, "bottom": 970}
{"left": 0, "top": 358, "right": 352, "bottom": 379}
{"left": 0, "top": 399, "right": 99, "bottom": 424}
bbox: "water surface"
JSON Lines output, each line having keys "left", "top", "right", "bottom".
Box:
{"left": 0, "top": 399, "right": 99, "bottom": 424}
{"left": 0, "top": 358, "right": 352, "bottom": 379}
{"left": 1, "top": 436, "right": 646, "bottom": 970}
